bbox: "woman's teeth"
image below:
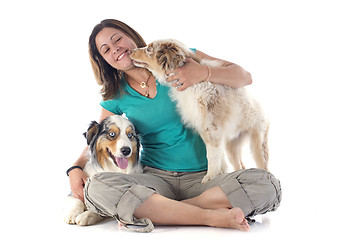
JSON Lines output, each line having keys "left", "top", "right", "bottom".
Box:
{"left": 117, "top": 51, "right": 126, "bottom": 61}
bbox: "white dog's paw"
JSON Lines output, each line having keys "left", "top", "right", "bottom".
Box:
{"left": 201, "top": 173, "right": 214, "bottom": 183}
{"left": 201, "top": 169, "right": 224, "bottom": 183}
{"left": 63, "top": 197, "right": 85, "bottom": 224}
{"left": 75, "top": 211, "right": 104, "bottom": 226}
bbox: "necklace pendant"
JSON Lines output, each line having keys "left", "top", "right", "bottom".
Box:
{"left": 145, "top": 93, "right": 149, "bottom": 98}
{"left": 140, "top": 82, "right": 147, "bottom": 88}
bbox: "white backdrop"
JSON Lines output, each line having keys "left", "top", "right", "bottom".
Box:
{"left": 1, "top": 0, "right": 336, "bottom": 239}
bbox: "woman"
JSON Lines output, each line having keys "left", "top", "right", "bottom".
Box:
{"left": 68, "top": 19, "right": 281, "bottom": 232}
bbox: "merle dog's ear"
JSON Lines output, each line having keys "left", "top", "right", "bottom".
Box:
{"left": 83, "top": 121, "right": 100, "bottom": 145}
{"left": 134, "top": 132, "right": 141, "bottom": 163}
{"left": 157, "top": 42, "right": 186, "bottom": 71}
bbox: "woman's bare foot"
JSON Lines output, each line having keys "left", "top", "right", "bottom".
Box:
{"left": 207, "top": 207, "right": 250, "bottom": 231}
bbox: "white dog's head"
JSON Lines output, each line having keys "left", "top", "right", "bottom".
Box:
{"left": 130, "top": 39, "right": 194, "bottom": 83}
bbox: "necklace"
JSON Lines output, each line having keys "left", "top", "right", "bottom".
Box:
{"left": 129, "top": 71, "right": 152, "bottom": 98}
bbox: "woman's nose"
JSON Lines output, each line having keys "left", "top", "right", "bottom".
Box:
{"left": 113, "top": 47, "right": 120, "bottom": 54}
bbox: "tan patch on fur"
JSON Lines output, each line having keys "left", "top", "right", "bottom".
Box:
{"left": 95, "top": 125, "right": 120, "bottom": 169}
{"left": 156, "top": 42, "right": 185, "bottom": 70}
{"left": 86, "top": 123, "right": 99, "bottom": 144}
{"left": 130, "top": 47, "right": 162, "bottom": 73}
{"left": 125, "top": 126, "right": 138, "bottom": 166}
{"left": 95, "top": 139, "right": 109, "bottom": 169}
{"left": 125, "top": 126, "right": 134, "bottom": 135}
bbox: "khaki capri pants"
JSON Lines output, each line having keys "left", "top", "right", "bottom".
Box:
{"left": 84, "top": 166, "right": 282, "bottom": 232}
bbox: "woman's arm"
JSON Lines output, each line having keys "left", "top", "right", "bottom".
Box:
{"left": 166, "top": 50, "right": 252, "bottom": 91}
{"left": 68, "top": 107, "right": 115, "bottom": 202}
{"left": 68, "top": 147, "right": 89, "bottom": 202}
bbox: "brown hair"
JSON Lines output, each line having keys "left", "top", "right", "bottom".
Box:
{"left": 89, "top": 19, "right": 146, "bottom": 100}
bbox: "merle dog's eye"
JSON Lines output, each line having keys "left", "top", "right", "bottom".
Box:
{"left": 127, "top": 132, "right": 134, "bottom": 139}
{"left": 108, "top": 132, "right": 116, "bottom": 139}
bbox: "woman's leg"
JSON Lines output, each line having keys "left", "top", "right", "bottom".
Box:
{"left": 84, "top": 171, "right": 175, "bottom": 232}
{"left": 134, "top": 193, "right": 250, "bottom": 231}
{"left": 181, "top": 168, "right": 282, "bottom": 217}
{"left": 85, "top": 171, "right": 249, "bottom": 231}
{"left": 182, "top": 186, "right": 232, "bottom": 210}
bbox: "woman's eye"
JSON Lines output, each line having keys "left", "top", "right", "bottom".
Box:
{"left": 108, "top": 132, "right": 116, "bottom": 138}
{"left": 116, "top": 37, "right": 122, "bottom": 42}
{"left": 104, "top": 48, "right": 110, "bottom": 54}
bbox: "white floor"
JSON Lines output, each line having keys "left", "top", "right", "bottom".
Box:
{"left": 18, "top": 203, "right": 331, "bottom": 240}
{"left": 58, "top": 216, "right": 275, "bottom": 239}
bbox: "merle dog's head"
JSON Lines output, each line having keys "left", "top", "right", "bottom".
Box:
{"left": 84, "top": 115, "right": 140, "bottom": 173}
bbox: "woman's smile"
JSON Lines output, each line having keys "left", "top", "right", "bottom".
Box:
{"left": 116, "top": 50, "right": 128, "bottom": 61}
{"left": 95, "top": 27, "right": 138, "bottom": 70}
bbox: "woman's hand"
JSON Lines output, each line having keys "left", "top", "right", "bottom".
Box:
{"left": 69, "top": 168, "right": 88, "bottom": 202}
{"left": 166, "top": 58, "right": 209, "bottom": 91}
{"left": 166, "top": 50, "right": 252, "bottom": 90}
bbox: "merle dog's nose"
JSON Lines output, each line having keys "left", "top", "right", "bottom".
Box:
{"left": 121, "top": 146, "right": 131, "bottom": 156}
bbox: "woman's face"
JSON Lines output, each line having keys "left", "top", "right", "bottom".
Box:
{"left": 95, "top": 27, "right": 137, "bottom": 71}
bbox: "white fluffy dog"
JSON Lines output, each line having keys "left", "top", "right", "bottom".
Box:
{"left": 130, "top": 40, "right": 269, "bottom": 183}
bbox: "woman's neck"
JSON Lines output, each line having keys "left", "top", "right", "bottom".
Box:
{"left": 124, "top": 68, "right": 150, "bottom": 83}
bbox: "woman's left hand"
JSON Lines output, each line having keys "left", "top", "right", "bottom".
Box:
{"left": 166, "top": 58, "right": 208, "bottom": 91}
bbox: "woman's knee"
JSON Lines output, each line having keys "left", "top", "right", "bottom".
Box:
{"left": 83, "top": 172, "right": 158, "bottom": 221}
{"left": 83, "top": 172, "right": 156, "bottom": 232}
{"left": 238, "top": 168, "right": 282, "bottom": 216}
{"left": 83, "top": 172, "right": 126, "bottom": 216}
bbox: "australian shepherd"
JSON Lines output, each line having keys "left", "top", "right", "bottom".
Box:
{"left": 130, "top": 39, "right": 269, "bottom": 183}
{"left": 64, "top": 115, "right": 142, "bottom": 225}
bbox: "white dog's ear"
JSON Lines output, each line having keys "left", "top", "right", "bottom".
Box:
{"left": 156, "top": 42, "right": 186, "bottom": 70}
